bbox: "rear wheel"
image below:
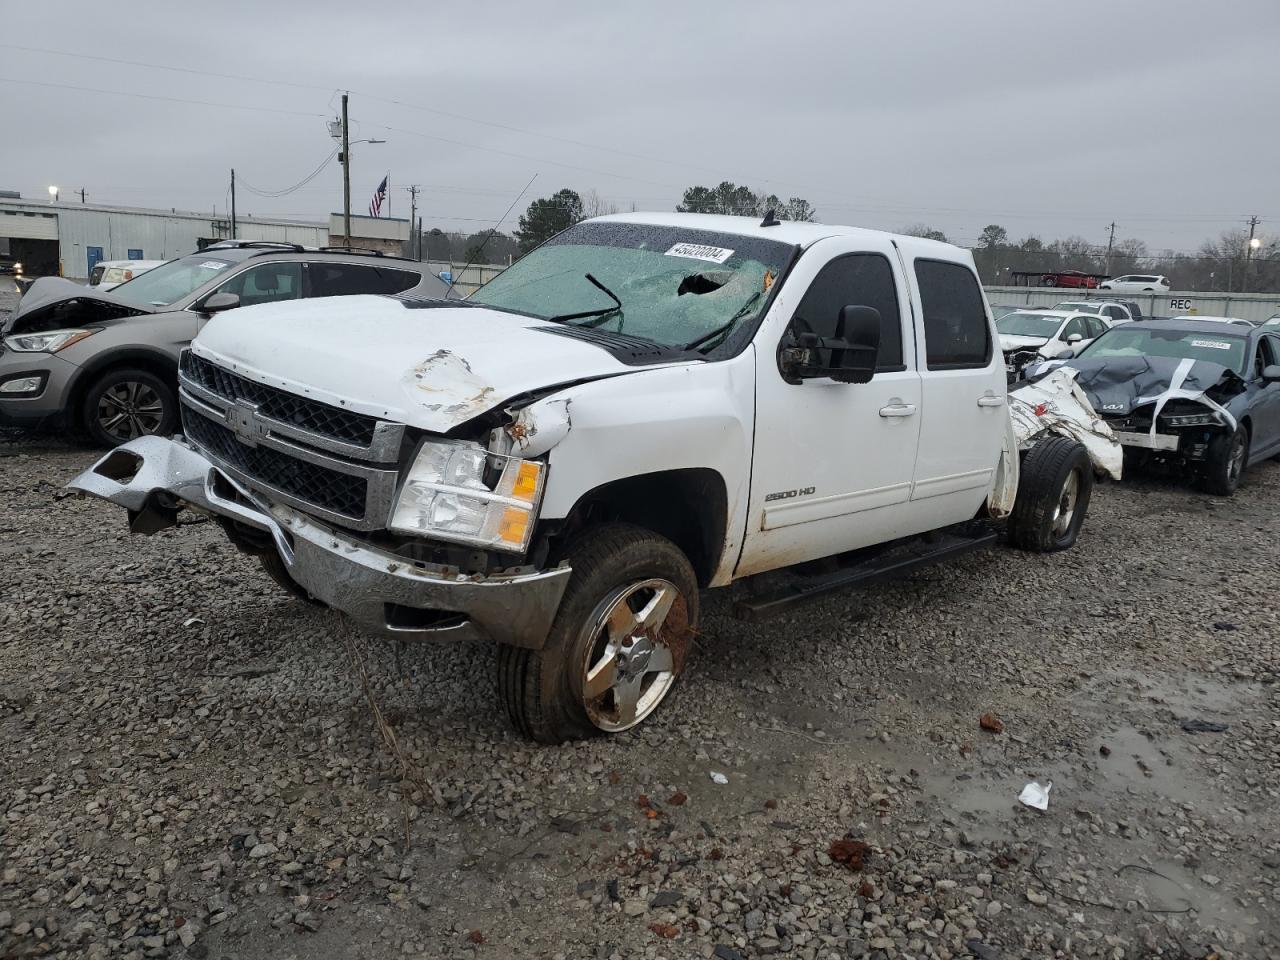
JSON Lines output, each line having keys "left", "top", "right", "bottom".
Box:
{"left": 497, "top": 523, "right": 698, "bottom": 744}
{"left": 1008, "top": 437, "right": 1093, "bottom": 552}
{"left": 1199, "top": 426, "right": 1248, "bottom": 496}
{"left": 80, "top": 367, "right": 177, "bottom": 448}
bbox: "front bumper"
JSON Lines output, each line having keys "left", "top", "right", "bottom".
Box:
{"left": 0, "top": 351, "right": 77, "bottom": 427}
{"left": 68, "top": 435, "right": 572, "bottom": 648}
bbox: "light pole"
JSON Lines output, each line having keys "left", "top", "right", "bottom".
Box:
{"left": 48, "top": 185, "right": 59, "bottom": 203}
{"left": 1246, "top": 235, "right": 1261, "bottom": 293}
{"left": 330, "top": 95, "right": 385, "bottom": 244}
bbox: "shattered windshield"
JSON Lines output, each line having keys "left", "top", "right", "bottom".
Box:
{"left": 997, "top": 312, "right": 1062, "bottom": 337}
{"left": 1077, "top": 326, "right": 1247, "bottom": 372}
{"left": 110, "top": 256, "right": 234, "bottom": 308}
{"left": 469, "top": 222, "right": 797, "bottom": 352}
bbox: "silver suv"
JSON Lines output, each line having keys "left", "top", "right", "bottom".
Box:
{"left": 0, "top": 243, "right": 449, "bottom": 445}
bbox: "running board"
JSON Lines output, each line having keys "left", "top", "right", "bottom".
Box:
{"left": 733, "top": 529, "right": 999, "bottom": 622}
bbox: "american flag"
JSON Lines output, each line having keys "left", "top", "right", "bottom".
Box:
{"left": 368, "top": 175, "right": 388, "bottom": 217}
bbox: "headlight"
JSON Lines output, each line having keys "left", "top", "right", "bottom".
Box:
{"left": 390, "top": 439, "right": 546, "bottom": 553}
{"left": 1161, "top": 412, "right": 1220, "bottom": 427}
{"left": 3, "top": 328, "right": 97, "bottom": 353}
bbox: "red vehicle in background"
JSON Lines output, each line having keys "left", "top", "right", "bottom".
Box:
{"left": 1040, "top": 270, "right": 1103, "bottom": 288}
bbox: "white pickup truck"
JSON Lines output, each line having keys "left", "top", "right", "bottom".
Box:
{"left": 71, "top": 213, "right": 1113, "bottom": 743}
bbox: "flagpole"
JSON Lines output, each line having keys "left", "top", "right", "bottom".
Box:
{"left": 386, "top": 171, "right": 391, "bottom": 219}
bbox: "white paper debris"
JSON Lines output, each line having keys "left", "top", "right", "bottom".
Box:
{"left": 1018, "top": 780, "right": 1052, "bottom": 811}
{"left": 709, "top": 771, "right": 729, "bottom": 785}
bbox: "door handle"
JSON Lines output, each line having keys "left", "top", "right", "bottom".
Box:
{"left": 878, "top": 402, "right": 917, "bottom": 418}
{"left": 977, "top": 395, "right": 1004, "bottom": 408}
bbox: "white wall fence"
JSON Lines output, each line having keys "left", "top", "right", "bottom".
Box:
{"left": 985, "top": 285, "right": 1280, "bottom": 323}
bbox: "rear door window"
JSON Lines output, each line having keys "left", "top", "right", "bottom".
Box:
{"left": 914, "top": 260, "right": 991, "bottom": 369}
{"left": 791, "top": 253, "right": 904, "bottom": 372}
{"left": 307, "top": 262, "right": 421, "bottom": 298}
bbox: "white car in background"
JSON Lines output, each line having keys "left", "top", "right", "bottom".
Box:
{"left": 1052, "top": 300, "right": 1138, "bottom": 325}
{"left": 997, "top": 309, "right": 1107, "bottom": 379}
{"left": 1099, "top": 274, "right": 1170, "bottom": 293}
{"left": 88, "top": 259, "right": 166, "bottom": 291}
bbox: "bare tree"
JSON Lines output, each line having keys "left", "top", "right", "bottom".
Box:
{"left": 581, "top": 189, "right": 618, "bottom": 220}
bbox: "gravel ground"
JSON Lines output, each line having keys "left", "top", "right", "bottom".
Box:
{"left": 2, "top": 427, "right": 1279, "bottom": 959}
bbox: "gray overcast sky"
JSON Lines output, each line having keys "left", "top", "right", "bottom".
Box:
{"left": 2, "top": 0, "right": 1277, "bottom": 251}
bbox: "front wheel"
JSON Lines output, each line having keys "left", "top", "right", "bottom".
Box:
{"left": 79, "top": 367, "right": 177, "bottom": 447}
{"left": 1198, "top": 427, "right": 1248, "bottom": 496}
{"left": 497, "top": 523, "right": 699, "bottom": 744}
{"left": 1008, "top": 437, "right": 1093, "bottom": 552}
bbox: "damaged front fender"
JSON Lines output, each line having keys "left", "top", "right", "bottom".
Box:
{"left": 1009, "top": 367, "right": 1124, "bottom": 481}
{"left": 504, "top": 397, "right": 572, "bottom": 457}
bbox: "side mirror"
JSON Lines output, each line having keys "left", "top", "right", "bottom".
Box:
{"left": 199, "top": 291, "right": 241, "bottom": 314}
{"left": 1263, "top": 364, "right": 1280, "bottom": 383}
{"left": 781, "top": 305, "right": 881, "bottom": 385}
{"left": 1065, "top": 332, "right": 1083, "bottom": 344}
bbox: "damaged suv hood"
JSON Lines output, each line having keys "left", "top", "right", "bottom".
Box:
{"left": 6, "top": 276, "right": 151, "bottom": 335}
{"left": 1034, "top": 355, "right": 1242, "bottom": 417}
{"left": 192, "top": 294, "right": 684, "bottom": 433}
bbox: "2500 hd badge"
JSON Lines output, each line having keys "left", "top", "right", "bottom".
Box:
{"left": 764, "top": 486, "right": 816, "bottom": 502}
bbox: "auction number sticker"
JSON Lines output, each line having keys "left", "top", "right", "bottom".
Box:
{"left": 665, "top": 242, "right": 734, "bottom": 264}
{"left": 1190, "top": 339, "right": 1232, "bottom": 350}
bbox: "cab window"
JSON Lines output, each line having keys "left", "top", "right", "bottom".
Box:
{"left": 915, "top": 259, "right": 990, "bottom": 368}
{"left": 791, "top": 253, "right": 904, "bottom": 372}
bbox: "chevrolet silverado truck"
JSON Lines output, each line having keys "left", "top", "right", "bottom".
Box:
{"left": 70, "top": 213, "right": 1111, "bottom": 743}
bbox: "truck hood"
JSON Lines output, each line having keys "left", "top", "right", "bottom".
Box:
{"left": 191, "top": 294, "right": 682, "bottom": 433}
{"left": 6, "top": 276, "right": 152, "bottom": 335}
{"left": 998, "top": 333, "right": 1050, "bottom": 352}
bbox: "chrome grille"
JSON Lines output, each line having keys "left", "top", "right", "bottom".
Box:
{"left": 177, "top": 352, "right": 403, "bottom": 531}
{"left": 184, "top": 408, "right": 369, "bottom": 520}
{"left": 180, "top": 352, "right": 390, "bottom": 452}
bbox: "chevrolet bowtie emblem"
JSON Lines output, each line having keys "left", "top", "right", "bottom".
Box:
{"left": 227, "top": 398, "right": 267, "bottom": 448}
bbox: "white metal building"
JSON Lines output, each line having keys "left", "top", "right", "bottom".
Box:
{"left": 0, "top": 198, "right": 328, "bottom": 279}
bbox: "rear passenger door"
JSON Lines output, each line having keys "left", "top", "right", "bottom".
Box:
{"left": 906, "top": 254, "right": 1008, "bottom": 528}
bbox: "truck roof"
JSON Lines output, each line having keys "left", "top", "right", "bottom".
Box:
{"left": 591, "top": 211, "right": 961, "bottom": 252}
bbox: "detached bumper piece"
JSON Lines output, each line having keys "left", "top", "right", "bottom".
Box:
{"left": 67, "top": 436, "right": 571, "bottom": 648}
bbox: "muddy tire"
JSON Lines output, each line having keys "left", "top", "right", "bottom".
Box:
{"left": 80, "top": 367, "right": 177, "bottom": 448}
{"left": 1198, "top": 426, "right": 1248, "bottom": 496}
{"left": 1008, "top": 437, "right": 1093, "bottom": 552}
{"left": 497, "top": 523, "right": 698, "bottom": 744}
{"left": 258, "top": 550, "right": 325, "bottom": 605}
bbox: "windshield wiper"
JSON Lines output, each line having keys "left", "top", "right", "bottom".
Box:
{"left": 548, "top": 273, "right": 623, "bottom": 324}
{"left": 684, "top": 291, "right": 762, "bottom": 352}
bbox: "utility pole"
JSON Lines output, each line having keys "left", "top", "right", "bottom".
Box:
{"left": 230, "top": 169, "right": 237, "bottom": 240}
{"left": 406, "top": 185, "right": 420, "bottom": 259}
{"left": 341, "top": 93, "right": 351, "bottom": 245}
{"left": 1104, "top": 221, "right": 1116, "bottom": 276}
{"left": 1244, "top": 215, "right": 1260, "bottom": 293}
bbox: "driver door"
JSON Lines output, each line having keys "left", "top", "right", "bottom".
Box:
{"left": 736, "top": 238, "right": 922, "bottom": 577}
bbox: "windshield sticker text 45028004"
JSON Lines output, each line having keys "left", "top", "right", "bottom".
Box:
{"left": 665, "top": 243, "right": 734, "bottom": 264}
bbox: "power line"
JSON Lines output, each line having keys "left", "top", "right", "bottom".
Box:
{"left": 0, "top": 76, "right": 327, "bottom": 120}
{"left": 238, "top": 148, "right": 339, "bottom": 198}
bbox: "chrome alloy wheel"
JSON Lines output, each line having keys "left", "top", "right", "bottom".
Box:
{"left": 579, "top": 578, "right": 690, "bottom": 732}
{"left": 1052, "top": 467, "right": 1081, "bottom": 538}
{"left": 97, "top": 380, "right": 165, "bottom": 441}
